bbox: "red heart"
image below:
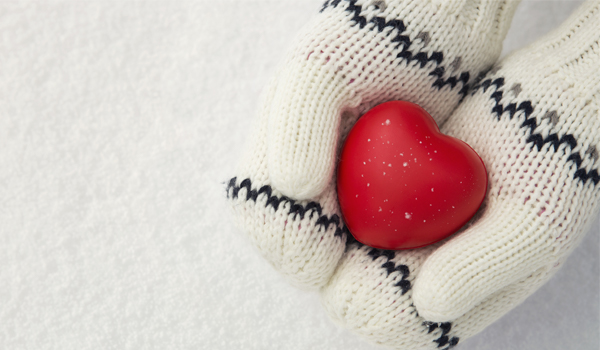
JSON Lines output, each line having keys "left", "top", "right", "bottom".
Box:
{"left": 337, "top": 101, "right": 487, "bottom": 250}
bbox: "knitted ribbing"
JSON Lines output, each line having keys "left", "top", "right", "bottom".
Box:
{"left": 227, "top": 0, "right": 520, "bottom": 290}
{"left": 321, "top": 1, "right": 600, "bottom": 348}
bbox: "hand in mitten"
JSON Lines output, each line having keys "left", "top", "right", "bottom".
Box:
{"left": 321, "top": 1, "right": 600, "bottom": 348}
{"left": 226, "top": 0, "right": 519, "bottom": 289}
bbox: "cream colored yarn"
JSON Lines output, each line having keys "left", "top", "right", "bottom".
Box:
{"left": 268, "top": 0, "right": 519, "bottom": 200}
{"left": 228, "top": 0, "right": 520, "bottom": 290}
{"left": 413, "top": 0, "right": 600, "bottom": 321}
{"left": 322, "top": 1, "right": 600, "bottom": 349}
{"left": 228, "top": 0, "right": 600, "bottom": 349}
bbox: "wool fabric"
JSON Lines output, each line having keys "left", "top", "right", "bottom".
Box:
{"left": 227, "top": 0, "right": 520, "bottom": 290}
{"left": 321, "top": 1, "right": 600, "bottom": 348}
{"left": 227, "top": 0, "right": 600, "bottom": 349}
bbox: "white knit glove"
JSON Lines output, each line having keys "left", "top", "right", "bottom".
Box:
{"left": 227, "top": 0, "right": 520, "bottom": 289}
{"left": 321, "top": 1, "right": 600, "bottom": 349}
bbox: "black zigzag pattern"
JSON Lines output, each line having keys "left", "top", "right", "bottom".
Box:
{"left": 365, "top": 247, "right": 460, "bottom": 348}
{"left": 423, "top": 321, "right": 460, "bottom": 350}
{"left": 366, "top": 248, "right": 411, "bottom": 295}
{"left": 471, "top": 77, "right": 600, "bottom": 186}
{"left": 320, "top": 0, "right": 471, "bottom": 97}
{"left": 226, "top": 177, "right": 349, "bottom": 237}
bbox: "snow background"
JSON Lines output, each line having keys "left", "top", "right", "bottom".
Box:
{"left": 0, "top": 1, "right": 597, "bottom": 349}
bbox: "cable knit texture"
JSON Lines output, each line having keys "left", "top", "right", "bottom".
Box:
{"left": 321, "top": 1, "right": 600, "bottom": 348}
{"left": 227, "top": 0, "right": 521, "bottom": 290}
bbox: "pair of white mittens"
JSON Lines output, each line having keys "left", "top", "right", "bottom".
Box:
{"left": 227, "top": 1, "right": 600, "bottom": 348}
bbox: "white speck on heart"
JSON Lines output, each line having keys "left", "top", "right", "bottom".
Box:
{"left": 429, "top": 158, "right": 432, "bottom": 161}
{"left": 431, "top": 188, "right": 434, "bottom": 192}
{"left": 388, "top": 163, "right": 392, "bottom": 167}
{"left": 367, "top": 183, "right": 370, "bottom": 187}
{"left": 400, "top": 153, "right": 403, "bottom": 156}
{"left": 423, "top": 220, "right": 426, "bottom": 223}
{"left": 361, "top": 174, "right": 364, "bottom": 177}
{"left": 419, "top": 141, "right": 422, "bottom": 144}
{"left": 403, "top": 162, "right": 408, "bottom": 167}
{"left": 405, "top": 212, "right": 412, "bottom": 220}
{"left": 434, "top": 150, "right": 437, "bottom": 153}
{"left": 369, "top": 159, "right": 371, "bottom": 162}
{"left": 379, "top": 207, "right": 382, "bottom": 212}
{"left": 368, "top": 139, "right": 371, "bottom": 142}
{"left": 383, "top": 172, "right": 386, "bottom": 175}
{"left": 385, "top": 119, "right": 390, "bottom": 125}
{"left": 452, "top": 206, "right": 455, "bottom": 208}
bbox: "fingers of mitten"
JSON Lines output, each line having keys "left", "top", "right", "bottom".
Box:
{"left": 414, "top": 3, "right": 600, "bottom": 322}
{"left": 450, "top": 264, "right": 556, "bottom": 340}
{"left": 266, "top": 59, "right": 345, "bottom": 201}
{"left": 266, "top": 7, "right": 356, "bottom": 201}
{"left": 268, "top": 0, "right": 521, "bottom": 200}
{"left": 412, "top": 202, "right": 557, "bottom": 322}
{"left": 320, "top": 243, "right": 558, "bottom": 349}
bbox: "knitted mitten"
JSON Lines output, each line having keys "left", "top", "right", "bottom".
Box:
{"left": 226, "top": 0, "right": 520, "bottom": 289}
{"left": 321, "top": 1, "right": 600, "bottom": 348}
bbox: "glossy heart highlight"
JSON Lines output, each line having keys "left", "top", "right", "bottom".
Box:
{"left": 337, "top": 101, "right": 487, "bottom": 250}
